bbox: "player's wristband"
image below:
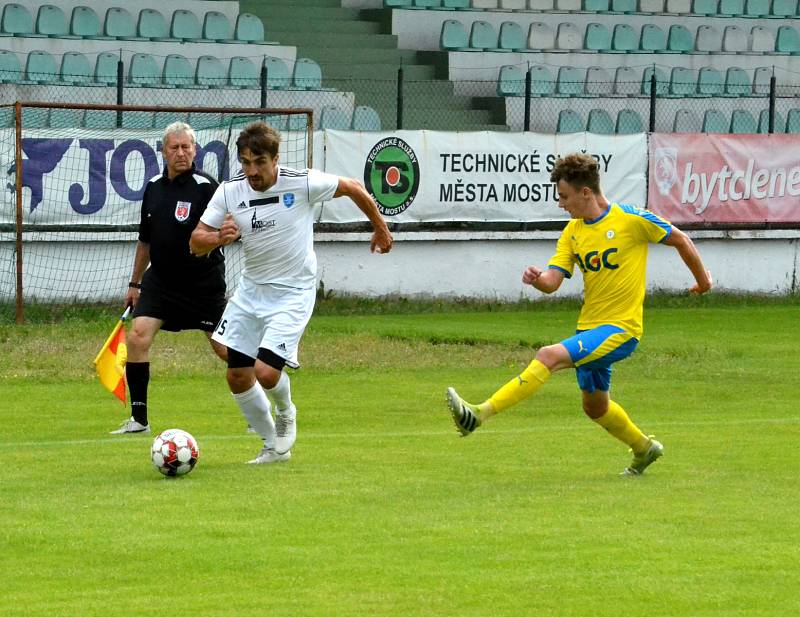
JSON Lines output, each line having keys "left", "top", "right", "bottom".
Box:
{"left": 128, "top": 282, "right": 142, "bottom": 289}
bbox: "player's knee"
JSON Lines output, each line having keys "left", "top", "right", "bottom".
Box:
{"left": 226, "top": 368, "right": 254, "bottom": 393}
{"left": 535, "top": 344, "right": 570, "bottom": 371}
{"left": 582, "top": 400, "right": 607, "bottom": 419}
{"left": 127, "top": 327, "right": 153, "bottom": 353}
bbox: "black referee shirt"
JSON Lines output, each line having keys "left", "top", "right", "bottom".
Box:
{"left": 138, "top": 163, "right": 225, "bottom": 294}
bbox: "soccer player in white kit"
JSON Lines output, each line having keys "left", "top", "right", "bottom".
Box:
{"left": 190, "top": 122, "right": 393, "bottom": 464}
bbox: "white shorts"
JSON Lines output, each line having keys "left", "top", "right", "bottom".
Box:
{"left": 211, "top": 277, "right": 316, "bottom": 369}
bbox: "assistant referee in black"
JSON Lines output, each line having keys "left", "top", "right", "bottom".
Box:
{"left": 111, "top": 122, "right": 227, "bottom": 434}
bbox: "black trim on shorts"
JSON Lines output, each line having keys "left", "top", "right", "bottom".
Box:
{"left": 227, "top": 348, "right": 256, "bottom": 369}
{"left": 257, "top": 347, "right": 287, "bottom": 371}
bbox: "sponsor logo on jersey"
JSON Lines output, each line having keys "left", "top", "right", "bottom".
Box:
{"left": 575, "top": 248, "right": 619, "bottom": 273}
{"left": 174, "top": 201, "right": 191, "bottom": 222}
{"left": 251, "top": 211, "right": 275, "bottom": 231}
{"left": 236, "top": 201, "right": 248, "bottom": 209}
{"left": 283, "top": 193, "right": 295, "bottom": 207}
{"left": 363, "top": 137, "right": 420, "bottom": 217}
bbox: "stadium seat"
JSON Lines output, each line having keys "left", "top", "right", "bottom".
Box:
{"left": 555, "top": 0, "right": 582, "bottom": 9}
{"left": 556, "top": 66, "right": 585, "bottom": 96}
{"left": 585, "top": 66, "right": 613, "bottom": 95}
{"left": 70, "top": 5, "right": 106, "bottom": 39}
{"left": 702, "top": 109, "right": 728, "bottom": 132}
{"left": 555, "top": 23, "right": 582, "bottom": 52}
{"left": 36, "top": 4, "right": 73, "bottom": 38}
{"left": 751, "top": 66, "right": 771, "bottom": 95}
{"left": 775, "top": 26, "right": 800, "bottom": 54}
{"left": 162, "top": 54, "right": 196, "bottom": 87}
{"left": 60, "top": 51, "right": 93, "bottom": 85}
{"left": 469, "top": 21, "right": 498, "bottom": 50}
{"left": 642, "top": 66, "right": 669, "bottom": 95}
{"left": 84, "top": 109, "right": 117, "bottom": 129}
{"left": 497, "top": 65, "right": 525, "bottom": 96}
{"left": 203, "top": 11, "right": 235, "bottom": 43}
{"left": 23, "top": 108, "right": 48, "bottom": 128}
{"left": 103, "top": 7, "right": 140, "bottom": 40}
{"left": 616, "top": 108, "right": 644, "bottom": 133}
{"left": 785, "top": 108, "right": 800, "bottom": 133}
{"left": 499, "top": 0, "right": 526, "bottom": 7}
{"left": 292, "top": 57, "right": 324, "bottom": 89}
{"left": 673, "top": 109, "right": 700, "bottom": 132}
{"left": 725, "top": 66, "right": 753, "bottom": 95}
{"left": 385, "top": 0, "right": 413, "bottom": 5}
{"left": 528, "top": 0, "right": 556, "bottom": 8}
{"left": 94, "top": 51, "right": 120, "bottom": 86}
{"left": 498, "top": 21, "right": 526, "bottom": 52}
{"left": 529, "top": 65, "right": 555, "bottom": 96}
{"left": 229, "top": 56, "right": 259, "bottom": 88}
{"left": 697, "top": 67, "right": 724, "bottom": 95}
{"left": 264, "top": 56, "right": 291, "bottom": 89}
{"left": 584, "top": 23, "right": 612, "bottom": 52}
{"left": 722, "top": 26, "right": 748, "bottom": 53}
{"left": 744, "top": 0, "right": 770, "bottom": 15}
{"left": 128, "top": 53, "right": 160, "bottom": 87}
{"left": 527, "top": 22, "right": 556, "bottom": 52}
{"left": 770, "top": 0, "right": 798, "bottom": 17}
{"left": 586, "top": 108, "right": 614, "bottom": 133}
{"left": 0, "top": 50, "right": 22, "bottom": 83}
{"left": 758, "top": 109, "right": 784, "bottom": 132}
{"left": 234, "top": 13, "right": 266, "bottom": 44}
{"left": 352, "top": 105, "right": 381, "bottom": 130}
{"left": 0, "top": 106, "right": 13, "bottom": 127}
{"left": 188, "top": 111, "right": 222, "bottom": 129}
{"left": 441, "top": 20, "right": 469, "bottom": 51}
{"left": 718, "top": 0, "right": 745, "bottom": 14}
{"left": 442, "top": 0, "right": 471, "bottom": 6}
{"left": 196, "top": 55, "right": 226, "bottom": 88}
{"left": 613, "top": 66, "right": 639, "bottom": 96}
{"left": 320, "top": 105, "right": 351, "bottom": 130}
{"left": 137, "top": 8, "right": 178, "bottom": 42}
{"left": 556, "top": 109, "right": 584, "bottom": 133}
{"left": 48, "top": 108, "right": 83, "bottom": 128}
{"left": 666, "top": 24, "right": 694, "bottom": 53}
{"left": 121, "top": 111, "right": 155, "bottom": 130}
{"left": 170, "top": 9, "right": 203, "bottom": 41}
{"left": 750, "top": 26, "right": 775, "bottom": 53}
{"left": 414, "top": 0, "right": 444, "bottom": 7}
{"left": 730, "top": 109, "right": 757, "bottom": 132}
{"left": 669, "top": 67, "right": 696, "bottom": 96}
{"left": 584, "top": 0, "right": 611, "bottom": 10}
{"left": 154, "top": 111, "right": 186, "bottom": 127}
{"left": 640, "top": 24, "right": 667, "bottom": 52}
{"left": 611, "top": 0, "right": 637, "bottom": 11}
{"left": 692, "top": 0, "right": 719, "bottom": 14}
{"left": 473, "top": 0, "right": 500, "bottom": 7}
{"left": 1, "top": 3, "right": 35, "bottom": 36}
{"left": 25, "top": 50, "right": 58, "bottom": 84}
{"left": 665, "top": 0, "right": 692, "bottom": 11}
{"left": 638, "top": 0, "right": 666, "bottom": 12}
{"left": 611, "top": 23, "right": 637, "bottom": 52}
{"left": 695, "top": 25, "right": 722, "bottom": 53}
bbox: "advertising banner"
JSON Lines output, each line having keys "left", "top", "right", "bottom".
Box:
{"left": 320, "top": 130, "right": 648, "bottom": 223}
{"left": 649, "top": 133, "right": 800, "bottom": 224}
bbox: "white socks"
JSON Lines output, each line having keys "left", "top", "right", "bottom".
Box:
{"left": 232, "top": 383, "right": 275, "bottom": 448}
{"left": 266, "top": 371, "right": 293, "bottom": 412}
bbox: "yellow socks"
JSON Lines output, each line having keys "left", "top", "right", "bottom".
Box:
{"left": 593, "top": 400, "right": 650, "bottom": 453}
{"left": 480, "top": 359, "right": 551, "bottom": 418}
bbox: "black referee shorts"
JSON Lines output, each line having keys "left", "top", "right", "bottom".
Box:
{"left": 133, "top": 273, "right": 226, "bottom": 333}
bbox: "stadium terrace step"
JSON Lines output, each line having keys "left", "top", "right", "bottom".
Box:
{"left": 241, "top": 0, "right": 345, "bottom": 8}
{"left": 265, "top": 19, "right": 384, "bottom": 35}
{"left": 320, "top": 63, "right": 437, "bottom": 81}
{"left": 246, "top": 6, "right": 365, "bottom": 21}
{"left": 295, "top": 47, "right": 420, "bottom": 66}
{"left": 269, "top": 31, "right": 399, "bottom": 49}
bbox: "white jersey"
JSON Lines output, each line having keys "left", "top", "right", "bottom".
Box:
{"left": 201, "top": 166, "right": 339, "bottom": 288}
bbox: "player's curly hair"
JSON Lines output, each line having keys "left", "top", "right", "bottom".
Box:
{"left": 236, "top": 122, "right": 281, "bottom": 158}
{"left": 550, "top": 153, "right": 601, "bottom": 194}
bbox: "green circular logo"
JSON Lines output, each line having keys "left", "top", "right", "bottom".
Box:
{"left": 363, "top": 137, "right": 420, "bottom": 217}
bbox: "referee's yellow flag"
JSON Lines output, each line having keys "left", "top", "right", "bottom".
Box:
{"left": 93, "top": 310, "right": 129, "bottom": 404}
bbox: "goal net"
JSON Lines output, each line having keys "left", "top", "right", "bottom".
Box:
{"left": 0, "top": 102, "right": 312, "bottom": 322}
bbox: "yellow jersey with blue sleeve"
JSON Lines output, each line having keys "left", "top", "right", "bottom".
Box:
{"left": 547, "top": 203, "right": 672, "bottom": 338}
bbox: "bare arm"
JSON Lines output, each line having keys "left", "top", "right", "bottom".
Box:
{"left": 334, "top": 177, "right": 393, "bottom": 254}
{"left": 662, "top": 227, "right": 713, "bottom": 294}
{"left": 125, "top": 241, "right": 150, "bottom": 308}
{"left": 189, "top": 215, "right": 240, "bottom": 257}
{"left": 522, "top": 265, "right": 565, "bottom": 294}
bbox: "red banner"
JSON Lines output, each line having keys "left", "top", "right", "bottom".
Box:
{"left": 648, "top": 133, "right": 800, "bottom": 224}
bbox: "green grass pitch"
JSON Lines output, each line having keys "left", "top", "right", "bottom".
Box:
{"left": 1, "top": 295, "right": 798, "bottom": 616}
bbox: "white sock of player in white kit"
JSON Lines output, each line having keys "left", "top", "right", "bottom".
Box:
{"left": 232, "top": 383, "right": 276, "bottom": 450}
{"left": 265, "top": 371, "right": 293, "bottom": 411}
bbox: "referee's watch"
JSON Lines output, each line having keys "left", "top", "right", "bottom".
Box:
{"left": 128, "top": 282, "right": 142, "bottom": 289}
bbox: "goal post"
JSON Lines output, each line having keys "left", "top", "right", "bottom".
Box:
{"left": 0, "top": 101, "right": 313, "bottom": 323}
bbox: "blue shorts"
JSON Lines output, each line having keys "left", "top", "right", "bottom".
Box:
{"left": 561, "top": 325, "right": 639, "bottom": 393}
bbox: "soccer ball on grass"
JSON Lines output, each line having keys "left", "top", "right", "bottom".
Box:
{"left": 151, "top": 429, "right": 199, "bottom": 477}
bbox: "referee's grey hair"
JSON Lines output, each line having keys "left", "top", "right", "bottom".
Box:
{"left": 163, "top": 121, "right": 196, "bottom": 145}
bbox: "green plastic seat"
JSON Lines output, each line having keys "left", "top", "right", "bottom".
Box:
{"left": 587, "top": 108, "right": 614, "bottom": 133}
{"left": 616, "top": 108, "right": 644, "bottom": 133}
{"left": 229, "top": 56, "right": 258, "bottom": 88}
{"left": 555, "top": 22, "right": 583, "bottom": 51}
{"left": 25, "top": 51, "right": 58, "bottom": 84}
{"left": 695, "top": 25, "right": 722, "bottom": 53}
{"left": 60, "top": 51, "right": 93, "bottom": 85}
{"left": 122, "top": 111, "right": 155, "bottom": 130}
{"left": 441, "top": 20, "right": 469, "bottom": 51}
{"left": 744, "top": 0, "right": 770, "bottom": 15}
{"left": 137, "top": 8, "right": 177, "bottom": 41}
{"left": 0, "top": 107, "right": 13, "bottom": 127}
{"left": 264, "top": 56, "right": 291, "bottom": 89}
{"left": 557, "top": 109, "right": 584, "bottom": 133}
{"left": 498, "top": 21, "right": 525, "bottom": 52}
{"left": 697, "top": 67, "right": 723, "bottom": 96}
{"left": 613, "top": 66, "right": 639, "bottom": 96}
{"left": 725, "top": 67, "right": 752, "bottom": 95}
{"left": 70, "top": 5, "right": 106, "bottom": 39}
{"left": 385, "top": 0, "right": 413, "bottom": 5}
{"left": 642, "top": 66, "right": 668, "bottom": 95}
{"left": 128, "top": 53, "right": 160, "bottom": 87}
{"left": 170, "top": 9, "right": 202, "bottom": 41}
{"left": 234, "top": 13, "right": 265, "bottom": 43}
{"left": 556, "top": 66, "right": 584, "bottom": 96}
{"left": 584, "top": 0, "right": 610, "bottom": 9}
{"left": 203, "top": 11, "right": 234, "bottom": 42}
{"left": 23, "top": 108, "right": 48, "bottom": 129}
{"left": 758, "top": 109, "right": 784, "bottom": 133}
{"left": 785, "top": 109, "right": 800, "bottom": 133}
{"left": 162, "top": 54, "right": 196, "bottom": 87}
{"left": 776, "top": 26, "right": 800, "bottom": 54}
{"left": 94, "top": 51, "right": 119, "bottom": 86}
{"left": 585, "top": 66, "right": 613, "bottom": 96}
{"left": 770, "top": 0, "right": 797, "bottom": 17}
{"left": 36, "top": 4, "right": 73, "bottom": 38}
{"left": 751, "top": 66, "right": 771, "bottom": 95}
{"left": 666, "top": 24, "right": 693, "bottom": 52}
{"left": 188, "top": 111, "right": 223, "bottom": 129}
{"left": 84, "top": 109, "right": 117, "bottom": 129}
{"left": 469, "top": 20, "right": 497, "bottom": 50}
{"left": 497, "top": 65, "right": 525, "bottom": 96}
{"left": 702, "top": 109, "right": 727, "bottom": 132}
{"left": 0, "top": 50, "right": 22, "bottom": 82}
{"left": 611, "top": 23, "right": 637, "bottom": 52}
{"left": 611, "top": 0, "right": 637, "bottom": 11}
{"left": 442, "top": 0, "right": 470, "bottom": 7}
{"left": 48, "top": 108, "right": 83, "bottom": 128}
{"left": 529, "top": 65, "right": 555, "bottom": 96}
{"left": 669, "top": 67, "right": 696, "bottom": 96}
{"left": 1, "top": 3, "right": 35, "bottom": 36}
{"left": 320, "top": 106, "right": 350, "bottom": 130}
{"left": 640, "top": 24, "right": 667, "bottom": 52}
{"left": 414, "top": 0, "right": 443, "bottom": 7}
{"left": 639, "top": 0, "right": 666, "bottom": 12}
{"left": 292, "top": 57, "right": 323, "bottom": 89}
{"left": 352, "top": 105, "right": 381, "bottom": 131}
{"left": 718, "top": 0, "right": 744, "bottom": 14}
{"left": 584, "top": 23, "right": 612, "bottom": 52}
{"left": 154, "top": 111, "right": 186, "bottom": 127}
{"left": 196, "top": 55, "right": 226, "bottom": 88}
{"left": 730, "top": 109, "right": 757, "bottom": 133}
{"left": 673, "top": 109, "right": 700, "bottom": 132}
{"left": 692, "top": 0, "right": 719, "bottom": 14}
{"left": 103, "top": 7, "right": 140, "bottom": 40}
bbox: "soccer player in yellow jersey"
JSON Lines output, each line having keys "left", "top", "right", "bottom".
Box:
{"left": 446, "top": 153, "right": 712, "bottom": 476}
